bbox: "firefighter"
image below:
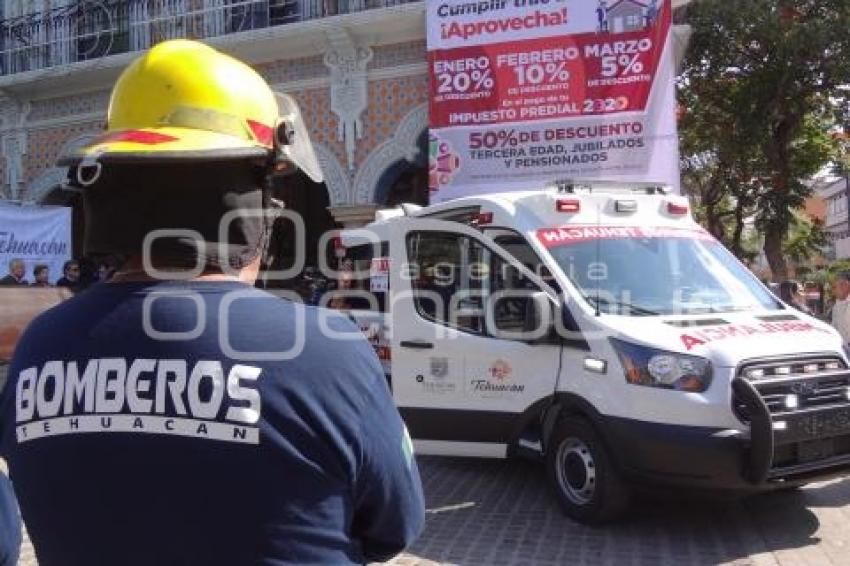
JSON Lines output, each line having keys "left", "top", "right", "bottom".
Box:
{"left": 0, "top": 39, "right": 424, "bottom": 565}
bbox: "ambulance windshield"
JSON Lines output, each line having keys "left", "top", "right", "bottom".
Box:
{"left": 541, "top": 228, "right": 781, "bottom": 316}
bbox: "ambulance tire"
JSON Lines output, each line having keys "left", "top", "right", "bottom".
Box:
{"left": 547, "top": 416, "right": 631, "bottom": 524}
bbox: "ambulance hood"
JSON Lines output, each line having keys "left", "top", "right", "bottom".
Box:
{"left": 607, "top": 309, "right": 844, "bottom": 368}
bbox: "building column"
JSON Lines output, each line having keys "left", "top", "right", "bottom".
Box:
{"left": 0, "top": 91, "right": 31, "bottom": 200}
{"left": 328, "top": 204, "right": 380, "bottom": 228}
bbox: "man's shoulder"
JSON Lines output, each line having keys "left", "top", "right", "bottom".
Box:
{"left": 230, "top": 287, "right": 357, "bottom": 324}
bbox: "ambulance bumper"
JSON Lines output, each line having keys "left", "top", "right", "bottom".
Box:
{"left": 605, "top": 417, "right": 755, "bottom": 490}
{"left": 605, "top": 381, "right": 850, "bottom": 491}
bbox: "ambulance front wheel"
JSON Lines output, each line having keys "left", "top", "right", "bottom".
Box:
{"left": 547, "top": 416, "right": 631, "bottom": 524}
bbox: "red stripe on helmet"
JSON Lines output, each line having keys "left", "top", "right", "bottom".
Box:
{"left": 246, "top": 119, "right": 274, "bottom": 146}
{"left": 100, "top": 130, "right": 179, "bottom": 144}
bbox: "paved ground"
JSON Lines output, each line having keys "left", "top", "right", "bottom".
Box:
{"left": 7, "top": 456, "right": 850, "bottom": 565}
{"left": 392, "top": 457, "right": 850, "bottom": 566}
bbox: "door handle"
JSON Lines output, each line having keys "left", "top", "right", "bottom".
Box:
{"left": 400, "top": 340, "right": 434, "bottom": 350}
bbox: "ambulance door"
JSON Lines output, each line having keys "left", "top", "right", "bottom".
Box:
{"left": 389, "top": 219, "right": 561, "bottom": 458}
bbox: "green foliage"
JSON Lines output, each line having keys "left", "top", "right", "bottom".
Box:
{"left": 679, "top": 0, "right": 850, "bottom": 278}
{"left": 783, "top": 210, "right": 827, "bottom": 265}
{"left": 828, "top": 258, "right": 850, "bottom": 276}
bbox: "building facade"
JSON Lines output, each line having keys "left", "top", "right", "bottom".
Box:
{"left": 813, "top": 175, "right": 850, "bottom": 260}
{"left": 0, "top": 0, "right": 430, "bottom": 240}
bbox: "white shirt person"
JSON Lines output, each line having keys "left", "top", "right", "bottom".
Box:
{"left": 831, "top": 272, "right": 850, "bottom": 345}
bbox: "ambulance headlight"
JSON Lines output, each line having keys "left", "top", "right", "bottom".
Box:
{"left": 611, "top": 339, "right": 713, "bottom": 393}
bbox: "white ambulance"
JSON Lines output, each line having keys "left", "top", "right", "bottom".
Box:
{"left": 338, "top": 181, "right": 850, "bottom": 523}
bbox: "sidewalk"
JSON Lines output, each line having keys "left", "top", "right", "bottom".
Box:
{"left": 7, "top": 456, "right": 850, "bottom": 565}
{"left": 392, "top": 457, "right": 850, "bottom": 566}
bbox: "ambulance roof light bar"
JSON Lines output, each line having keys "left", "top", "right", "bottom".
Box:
{"left": 374, "top": 202, "right": 422, "bottom": 222}
{"left": 553, "top": 179, "right": 668, "bottom": 195}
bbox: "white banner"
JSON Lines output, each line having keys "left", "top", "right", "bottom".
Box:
{"left": 428, "top": 0, "right": 680, "bottom": 202}
{"left": 0, "top": 204, "right": 72, "bottom": 285}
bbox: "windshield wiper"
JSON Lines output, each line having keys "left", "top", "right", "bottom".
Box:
{"left": 586, "top": 296, "right": 660, "bottom": 316}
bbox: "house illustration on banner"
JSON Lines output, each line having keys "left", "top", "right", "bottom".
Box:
{"left": 597, "top": 0, "right": 660, "bottom": 33}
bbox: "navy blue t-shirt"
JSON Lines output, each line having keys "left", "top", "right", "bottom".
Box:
{"left": 0, "top": 281, "right": 424, "bottom": 565}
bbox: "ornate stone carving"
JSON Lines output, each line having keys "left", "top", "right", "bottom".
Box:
{"left": 25, "top": 133, "right": 98, "bottom": 202}
{"left": 312, "top": 142, "right": 351, "bottom": 207}
{"left": 0, "top": 91, "right": 30, "bottom": 129}
{"left": 26, "top": 167, "right": 68, "bottom": 203}
{"left": 353, "top": 103, "right": 427, "bottom": 205}
{"left": 1, "top": 136, "right": 26, "bottom": 199}
{"left": 324, "top": 29, "right": 373, "bottom": 172}
{"left": 327, "top": 204, "right": 380, "bottom": 228}
{"left": 0, "top": 92, "right": 32, "bottom": 200}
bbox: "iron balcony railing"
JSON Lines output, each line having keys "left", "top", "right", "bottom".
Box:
{"left": 0, "top": 0, "right": 417, "bottom": 76}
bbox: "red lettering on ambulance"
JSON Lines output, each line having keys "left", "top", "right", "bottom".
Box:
{"left": 680, "top": 334, "right": 706, "bottom": 351}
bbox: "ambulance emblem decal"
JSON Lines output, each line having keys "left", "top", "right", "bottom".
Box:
{"left": 430, "top": 357, "right": 449, "bottom": 379}
{"left": 489, "top": 360, "right": 512, "bottom": 381}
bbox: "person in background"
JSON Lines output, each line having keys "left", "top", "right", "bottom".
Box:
{"left": 0, "top": 471, "right": 21, "bottom": 566}
{"left": 328, "top": 258, "right": 354, "bottom": 310}
{"left": 0, "top": 259, "right": 27, "bottom": 286}
{"left": 301, "top": 267, "right": 327, "bottom": 306}
{"left": 55, "top": 260, "right": 81, "bottom": 290}
{"left": 831, "top": 272, "right": 850, "bottom": 345}
{"left": 30, "top": 265, "right": 50, "bottom": 287}
{"left": 77, "top": 257, "right": 99, "bottom": 289}
{"left": 96, "top": 256, "right": 121, "bottom": 282}
{"left": 802, "top": 280, "right": 825, "bottom": 317}
{"left": 779, "top": 280, "right": 813, "bottom": 314}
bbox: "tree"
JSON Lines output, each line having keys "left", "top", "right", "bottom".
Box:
{"left": 679, "top": 0, "right": 850, "bottom": 279}
{"left": 783, "top": 209, "right": 827, "bottom": 267}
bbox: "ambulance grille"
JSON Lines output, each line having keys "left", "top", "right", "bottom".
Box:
{"left": 732, "top": 355, "right": 850, "bottom": 422}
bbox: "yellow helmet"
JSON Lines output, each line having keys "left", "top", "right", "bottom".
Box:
{"left": 61, "top": 39, "right": 322, "bottom": 182}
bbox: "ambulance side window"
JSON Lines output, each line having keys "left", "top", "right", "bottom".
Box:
{"left": 407, "top": 231, "right": 547, "bottom": 338}
{"left": 406, "top": 231, "right": 486, "bottom": 334}
{"left": 493, "top": 233, "right": 560, "bottom": 294}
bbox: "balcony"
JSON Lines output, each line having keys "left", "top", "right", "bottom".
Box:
{"left": 0, "top": 0, "right": 418, "bottom": 77}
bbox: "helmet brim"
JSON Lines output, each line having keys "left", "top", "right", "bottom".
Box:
{"left": 57, "top": 126, "right": 270, "bottom": 166}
